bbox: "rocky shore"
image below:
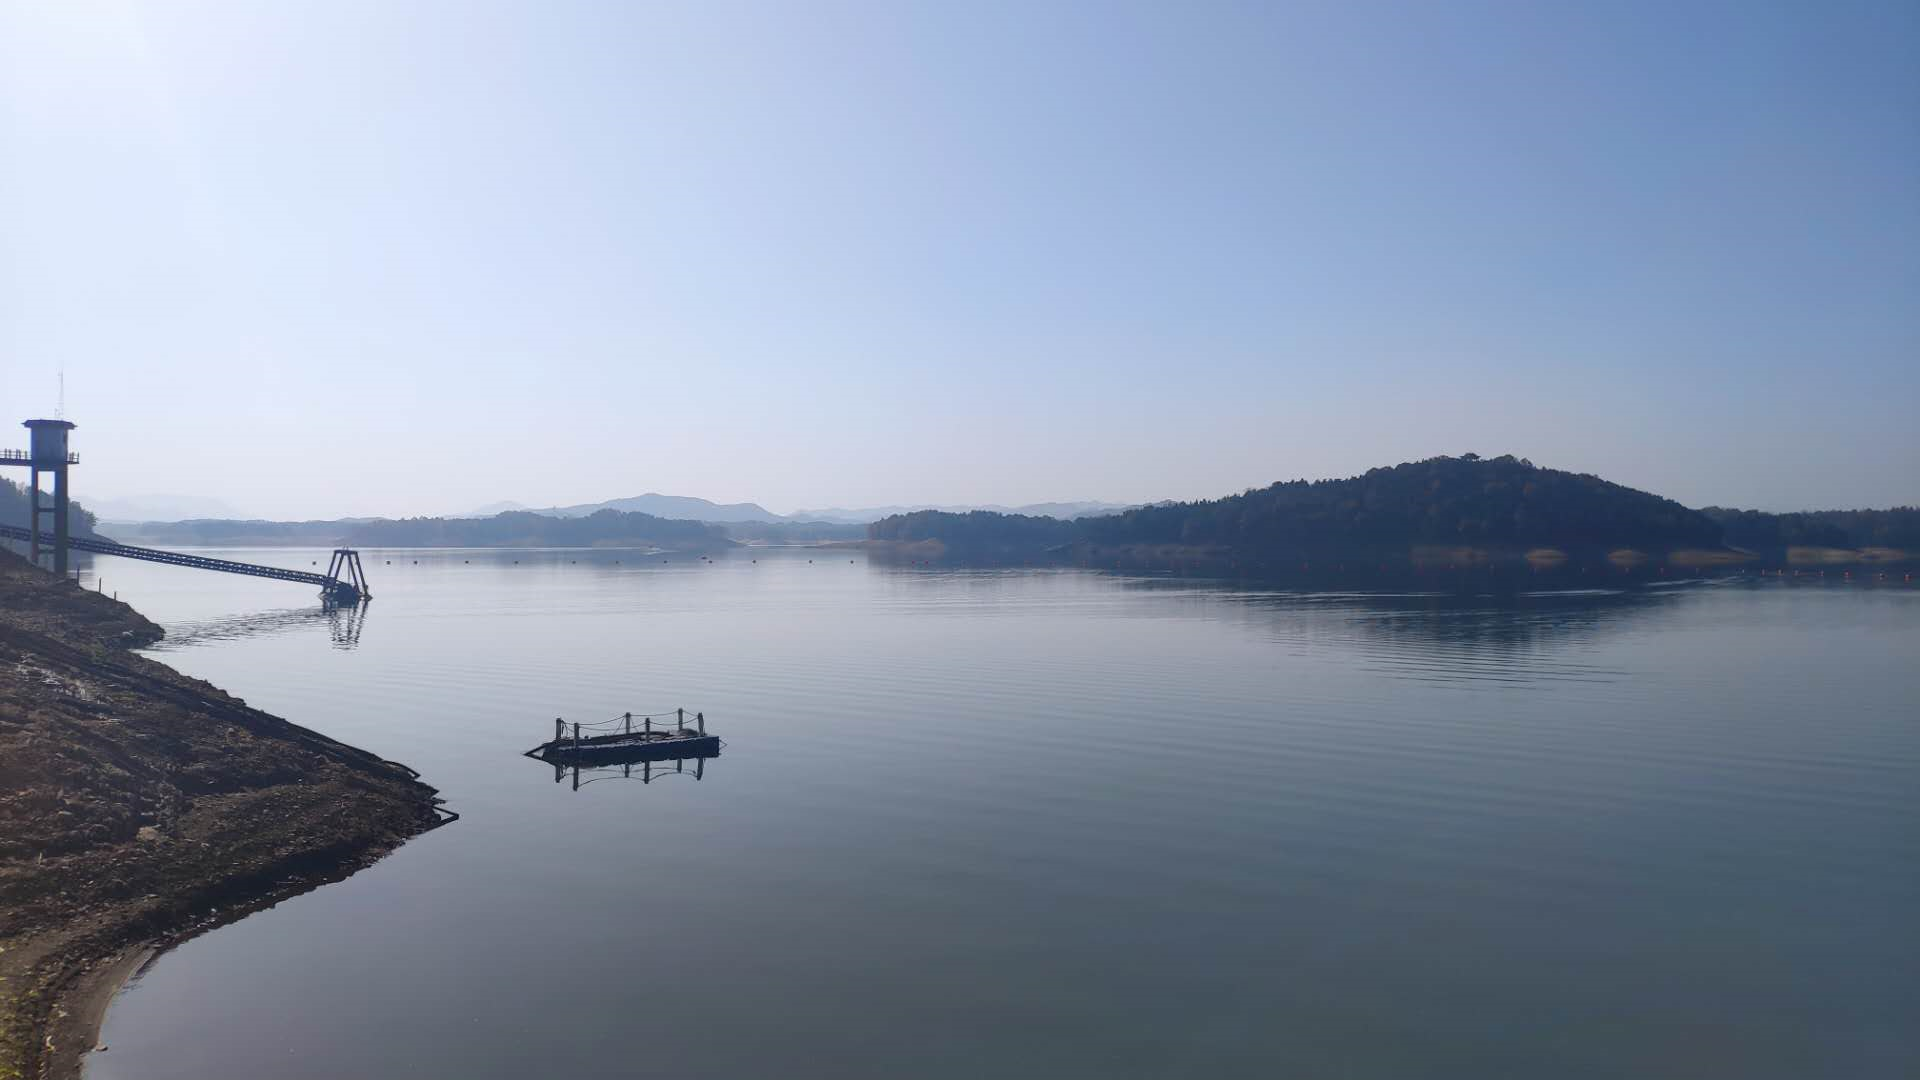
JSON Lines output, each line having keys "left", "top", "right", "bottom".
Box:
{"left": 0, "top": 550, "right": 447, "bottom": 1080}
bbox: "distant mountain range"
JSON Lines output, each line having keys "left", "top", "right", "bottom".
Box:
{"left": 351, "top": 510, "right": 731, "bottom": 551}
{"left": 460, "top": 494, "right": 1135, "bottom": 525}
{"left": 82, "top": 493, "right": 248, "bottom": 523}
{"left": 473, "top": 493, "right": 785, "bottom": 523}
{"left": 786, "top": 501, "right": 1136, "bottom": 524}
{"left": 64, "top": 459, "right": 1919, "bottom": 567}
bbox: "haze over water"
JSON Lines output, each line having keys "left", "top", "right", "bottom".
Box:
{"left": 88, "top": 549, "right": 1918, "bottom": 1079}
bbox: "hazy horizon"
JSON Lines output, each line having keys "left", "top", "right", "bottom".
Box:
{"left": 57, "top": 450, "right": 1920, "bottom": 525}
{"left": 5, "top": 1, "right": 1916, "bottom": 519}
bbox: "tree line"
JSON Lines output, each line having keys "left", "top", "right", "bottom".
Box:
{"left": 868, "top": 455, "right": 1920, "bottom": 562}
{"left": 0, "top": 477, "right": 99, "bottom": 538}
{"left": 346, "top": 509, "right": 731, "bottom": 550}
{"left": 1701, "top": 506, "right": 1920, "bottom": 552}
{"left": 871, "top": 455, "right": 1733, "bottom": 557}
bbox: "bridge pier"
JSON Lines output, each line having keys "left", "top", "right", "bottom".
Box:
{"left": 324, "top": 549, "right": 371, "bottom": 602}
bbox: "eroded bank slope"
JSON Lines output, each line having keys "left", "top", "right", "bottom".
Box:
{"left": 0, "top": 551, "right": 446, "bottom": 1079}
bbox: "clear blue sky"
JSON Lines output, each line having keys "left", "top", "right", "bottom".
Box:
{"left": 2, "top": 0, "right": 1915, "bottom": 518}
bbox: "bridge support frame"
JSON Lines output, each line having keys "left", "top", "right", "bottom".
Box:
{"left": 324, "top": 549, "right": 371, "bottom": 602}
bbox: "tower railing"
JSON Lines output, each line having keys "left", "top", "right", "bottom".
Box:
{"left": 0, "top": 449, "right": 79, "bottom": 465}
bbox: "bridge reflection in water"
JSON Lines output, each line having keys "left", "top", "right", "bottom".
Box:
{"left": 144, "top": 600, "right": 370, "bottom": 652}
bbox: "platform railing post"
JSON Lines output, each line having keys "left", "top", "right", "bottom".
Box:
{"left": 572, "top": 722, "right": 580, "bottom": 757}
{"left": 556, "top": 717, "right": 564, "bottom": 745}
{"left": 677, "top": 707, "right": 685, "bottom": 732}
{"left": 644, "top": 715, "right": 651, "bottom": 735}
{"left": 697, "top": 711, "right": 705, "bottom": 735}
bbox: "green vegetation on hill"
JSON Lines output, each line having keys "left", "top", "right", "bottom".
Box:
{"left": 719, "top": 519, "right": 868, "bottom": 545}
{"left": 871, "top": 455, "right": 1729, "bottom": 561}
{"left": 1702, "top": 506, "right": 1920, "bottom": 552}
{"left": 0, "top": 476, "right": 98, "bottom": 538}
{"left": 868, "top": 510, "right": 1080, "bottom": 558}
{"left": 54, "top": 463, "right": 1920, "bottom": 563}
{"left": 100, "top": 518, "right": 349, "bottom": 546}
{"left": 1080, "top": 454, "right": 1721, "bottom": 552}
{"left": 346, "top": 509, "right": 731, "bottom": 550}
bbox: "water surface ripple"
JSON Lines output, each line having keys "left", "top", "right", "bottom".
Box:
{"left": 85, "top": 549, "right": 1918, "bottom": 1080}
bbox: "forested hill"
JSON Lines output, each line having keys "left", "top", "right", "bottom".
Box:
{"left": 0, "top": 476, "right": 98, "bottom": 538}
{"left": 1701, "top": 506, "right": 1920, "bottom": 552}
{"left": 868, "top": 510, "right": 1080, "bottom": 557}
{"left": 346, "top": 509, "right": 731, "bottom": 550}
{"left": 871, "top": 455, "right": 1726, "bottom": 558}
{"left": 1081, "top": 455, "right": 1721, "bottom": 552}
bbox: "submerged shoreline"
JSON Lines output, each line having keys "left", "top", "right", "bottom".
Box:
{"left": 0, "top": 551, "right": 449, "bottom": 1080}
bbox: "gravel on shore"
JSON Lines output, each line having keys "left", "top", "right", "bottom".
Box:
{"left": 0, "top": 550, "right": 448, "bottom": 1080}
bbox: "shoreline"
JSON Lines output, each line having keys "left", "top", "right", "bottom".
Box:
{"left": 51, "top": 945, "right": 150, "bottom": 1076}
{"left": 0, "top": 550, "right": 450, "bottom": 1080}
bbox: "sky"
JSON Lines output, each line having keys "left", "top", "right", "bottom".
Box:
{"left": 1, "top": 0, "right": 1915, "bottom": 519}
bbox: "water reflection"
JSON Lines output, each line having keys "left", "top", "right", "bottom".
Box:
{"left": 533, "top": 749, "right": 718, "bottom": 791}
{"left": 147, "top": 601, "right": 369, "bottom": 651}
{"left": 1127, "top": 580, "right": 1703, "bottom": 689}
{"left": 88, "top": 552, "right": 1920, "bottom": 1080}
{"left": 868, "top": 565, "right": 1728, "bottom": 695}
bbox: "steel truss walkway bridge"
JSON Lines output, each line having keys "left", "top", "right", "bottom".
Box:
{"left": 0, "top": 524, "right": 370, "bottom": 602}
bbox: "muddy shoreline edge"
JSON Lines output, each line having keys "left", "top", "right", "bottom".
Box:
{"left": 0, "top": 551, "right": 450, "bottom": 1080}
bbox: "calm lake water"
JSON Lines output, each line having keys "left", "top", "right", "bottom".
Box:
{"left": 85, "top": 549, "right": 1917, "bottom": 1079}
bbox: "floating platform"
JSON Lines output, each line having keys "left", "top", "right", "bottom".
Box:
{"left": 528, "top": 728, "right": 721, "bottom": 765}
{"left": 527, "top": 711, "right": 719, "bottom": 767}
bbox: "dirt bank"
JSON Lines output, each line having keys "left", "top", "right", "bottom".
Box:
{"left": 0, "top": 550, "right": 449, "bottom": 1080}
